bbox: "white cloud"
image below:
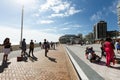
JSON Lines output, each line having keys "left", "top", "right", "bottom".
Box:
{"left": 37, "top": 20, "right": 54, "bottom": 24}
{"left": 56, "top": 23, "right": 81, "bottom": 32}
{"left": 48, "top": 13, "right": 64, "bottom": 18}
{"left": 90, "top": 1, "right": 118, "bottom": 21}
{"left": 51, "top": 2, "right": 70, "bottom": 13}
{"left": 49, "top": 6, "right": 82, "bottom": 18}
{"left": 72, "top": 24, "right": 82, "bottom": 28}
{"left": 67, "top": 7, "right": 81, "bottom": 15}
{"left": 48, "top": 8, "right": 81, "bottom": 18}
{"left": 13, "top": 0, "right": 39, "bottom": 12}
{"left": 109, "top": 1, "right": 118, "bottom": 14}
{"left": 38, "top": 0, "right": 82, "bottom": 18}
{"left": 61, "top": 27, "right": 70, "bottom": 30}
{"left": 63, "top": 22, "right": 70, "bottom": 25}
{"left": 39, "top": 27, "right": 58, "bottom": 33}
{"left": 0, "top": 25, "right": 61, "bottom": 45}
{"left": 90, "top": 11, "right": 102, "bottom": 21}
{"left": 39, "top": 0, "right": 63, "bottom": 12}
{"left": 32, "top": 13, "right": 40, "bottom": 17}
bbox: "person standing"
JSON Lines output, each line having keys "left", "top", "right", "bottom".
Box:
{"left": 116, "top": 40, "right": 120, "bottom": 54}
{"left": 104, "top": 37, "right": 115, "bottom": 67}
{"left": 21, "top": 38, "right": 27, "bottom": 57}
{"left": 39, "top": 42, "right": 42, "bottom": 49}
{"left": 2, "top": 38, "right": 11, "bottom": 62}
{"left": 43, "top": 39, "right": 49, "bottom": 57}
{"left": 29, "top": 40, "right": 34, "bottom": 57}
{"left": 100, "top": 39, "right": 106, "bottom": 59}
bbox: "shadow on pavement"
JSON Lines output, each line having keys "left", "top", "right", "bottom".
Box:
{"left": 109, "top": 66, "right": 120, "bottom": 70}
{"left": 93, "top": 61, "right": 106, "bottom": 66}
{"left": 0, "top": 61, "right": 11, "bottom": 73}
{"left": 47, "top": 56, "right": 57, "bottom": 63}
{"left": 22, "top": 56, "right": 28, "bottom": 62}
{"left": 93, "top": 59, "right": 120, "bottom": 70}
{"left": 22, "top": 52, "right": 29, "bottom": 62}
{"left": 29, "top": 56, "right": 38, "bottom": 62}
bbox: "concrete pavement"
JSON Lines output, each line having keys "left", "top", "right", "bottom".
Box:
{"left": 66, "top": 44, "right": 120, "bottom": 80}
{"left": 1, "top": 43, "right": 119, "bottom": 80}
{"left": 0, "top": 45, "right": 79, "bottom": 80}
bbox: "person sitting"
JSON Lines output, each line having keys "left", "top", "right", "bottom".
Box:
{"left": 87, "top": 47, "right": 94, "bottom": 60}
{"left": 86, "top": 47, "right": 101, "bottom": 63}
{"left": 85, "top": 47, "right": 89, "bottom": 59}
{"left": 85, "top": 47, "right": 94, "bottom": 59}
{"left": 89, "top": 53, "right": 101, "bottom": 63}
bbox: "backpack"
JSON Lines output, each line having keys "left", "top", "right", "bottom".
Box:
{"left": 30, "top": 42, "right": 34, "bottom": 48}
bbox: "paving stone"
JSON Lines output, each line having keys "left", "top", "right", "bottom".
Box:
{"left": 0, "top": 45, "right": 78, "bottom": 80}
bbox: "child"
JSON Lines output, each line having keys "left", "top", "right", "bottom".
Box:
{"left": 85, "top": 47, "right": 101, "bottom": 63}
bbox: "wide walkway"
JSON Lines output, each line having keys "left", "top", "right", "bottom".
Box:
{"left": 66, "top": 44, "right": 120, "bottom": 80}
{"left": 0, "top": 45, "right": 79, "bottom": 80}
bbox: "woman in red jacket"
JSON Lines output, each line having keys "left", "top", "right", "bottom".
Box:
{"left": 104, "top": 38, "right": 115, "bottom": 67}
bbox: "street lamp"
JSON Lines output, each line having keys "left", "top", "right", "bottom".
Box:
{"left": 18, "top": 0, "right": 33, "bottom": 46}
{"left": 20, "top": 5, "right": 24, "bottom": 43}
{"left": 19, "top": 0, "right": 25, "bottom": 47}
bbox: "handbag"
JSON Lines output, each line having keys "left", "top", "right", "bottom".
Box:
{"left": 17, "top": 57, "right": 23, "bottom": 61}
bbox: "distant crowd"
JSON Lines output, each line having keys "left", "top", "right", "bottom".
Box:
{"left": 0, "top": 37, "right": 59, "bottom": 63}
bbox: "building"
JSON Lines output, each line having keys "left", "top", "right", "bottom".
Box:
{"left": 117, "top": 2, "right": 120, "bottom": 30}
{"left": 94, "top": 21, "right": 107, "bottom": 40}
{"left": 107, "top": 30, "right": 118, "bottom": 39}
{"left": 59, "top": 34, "right": 81, "bottom": 44}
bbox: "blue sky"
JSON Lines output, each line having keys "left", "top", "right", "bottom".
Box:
{"left": 0, "top": 0, "right": 119, "bottom": 44}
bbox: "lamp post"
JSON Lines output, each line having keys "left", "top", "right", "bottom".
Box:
{"left": 20, "top": 5, "right": 24, "bottom": 46}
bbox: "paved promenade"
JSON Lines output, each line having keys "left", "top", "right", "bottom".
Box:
{"left": 0, "top": 45, "right": 79, "bottom": 80}
{"left": 66, "top": 44, "right": 120, "bottom": 80}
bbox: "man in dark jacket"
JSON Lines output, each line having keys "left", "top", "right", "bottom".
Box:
{"left": 29, "top": 40, "right": 34, "bottom": 57}
{"left": 21, "top": 38, "right": 26, "bottom": 57}
{"left": 43, "top": 39, "right": 49, "bottom": 57}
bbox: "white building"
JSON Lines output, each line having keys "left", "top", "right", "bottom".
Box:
{"left": 117, "top": 2, "right": 120, "bottom": 27}
{"left": 117, "top": 2, "right": 120, "bottom": 38}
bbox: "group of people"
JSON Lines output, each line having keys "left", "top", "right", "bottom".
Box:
{"left": 39, "top": 41, "right": 57, "bottom": 50}
{"left": 21, "top": 38, "right": 51, "bottom": 57}
{"left": 85, "top": 37, "right": 116, "bottom": 67}
{"left": 20, "top": 39, "right": 35, "bottom": 57}
{"left": 0, "top": 38, "right": 51, "bottom": 63}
